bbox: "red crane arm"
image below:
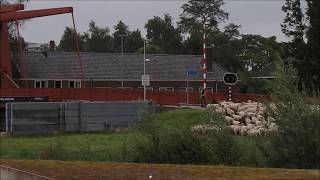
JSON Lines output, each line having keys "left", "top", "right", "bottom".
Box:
{"left": 0, "top": 4, "right": 24, "bottom": 13}
{"left": 0, "top": 7, "right": 73, "bottom": 22}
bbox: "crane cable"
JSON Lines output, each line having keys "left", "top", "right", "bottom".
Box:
{"left": 15, "top": 20, "right": 26, "bottom": 88}
{"left": 71, "top": 12, "right": 85, "bottom": 88}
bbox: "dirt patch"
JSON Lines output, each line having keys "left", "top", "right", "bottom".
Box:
{"left": 1, "top": 160, "right": 319, "bottom": 180}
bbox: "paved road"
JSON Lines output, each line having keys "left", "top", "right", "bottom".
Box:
{"left": 0, "top": 165, "right": 53, "bottom": 180}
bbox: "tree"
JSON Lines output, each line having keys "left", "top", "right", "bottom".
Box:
{"left": 281, "top": 0, "right": 320, "bottom": 96}
{"left": 179, "top": 0, "right": 228, "bottom": 33}
{"left": 179, "top": 0, "right": 229, "bottom": 68}
{"left": 127, "top": 29, "right": 144, "bottom": 53}
{"left": 224, "top": 23, "right": 241, "bottom": 40}
{"left": 113, "top": 20, "right": 130, "bottom": 53}
{"left": 239, "top": 35, "right": 282, "bottom": 72}
{"left": 145, "top": 14, "right": 183, "bottom": 54}
{"left": 305, "top": 0, "right": 320, "bottom": 96}
{"left": 58, "top": 27, "right": 85, "bottom": 52}
{"left": 85, "top": 20, "right": 114, "bottom": 53}
{"left": 208, "top": 30, "right": 244, "bottom": 72}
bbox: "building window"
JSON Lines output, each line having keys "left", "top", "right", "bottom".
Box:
{"left": 159, "top": 87, "right": 174, "bottom": 92}
{"left": 68, "top": 81, "right": 81, "bottom": 88}
{"left": 69, "top": 81, "right": 75, "bottom": 88}
{"left": 178, "top": 87, "right": 193, "bottom": 92}
{"left": 34, "top": 80, "right": 48, "bottom": 88}
{"left": 35, "top": 81, "right": 41, "bottom": 88}
{"left": 55, "top": 81, "right": 62, "bottom": 88}
{"left": 41, "top": 81, "right": 48, "bottom": 88}
{"left": 75, "top": 81, "right": 81, "bottom": 88}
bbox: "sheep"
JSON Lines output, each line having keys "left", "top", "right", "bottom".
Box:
{"left": 232, "top": 114, "right": 242, "bottom": 121}
{"left": 247, "top": 129, "right": 260, "bottom": 137}
{"left": 240, "top": 126, "right": 251, "bottom": 136}
{"left": 226, "top": 108, "right": 235, "bottom": 116}
{"left": 214, "top": 107, "right": 226, "bottom": 115}
{"left": 232, "top": 121, "right": 241, "bottom": 125}
{"left": 205, "top": 100, "right": 278, "bottom": 137}
{"left": 230, "top": 125, "right": 241, "bottom": 135}
{"left": 225, "top": 116, "right": 234, "bottom": 124}
{"left": 245, "top": 117, "right": 252, "bottom": 124}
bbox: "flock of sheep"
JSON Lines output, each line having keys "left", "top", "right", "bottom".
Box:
{"left": 192, "top": 101, "right": 279, "bottom": 137}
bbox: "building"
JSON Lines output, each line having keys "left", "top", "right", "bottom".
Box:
{"left": 15, "top": 52, "right": 237, "bottom": 92}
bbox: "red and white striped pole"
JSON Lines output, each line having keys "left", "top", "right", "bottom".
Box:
{"left": 202, "top": 23, "right": 207, "bottom": 90}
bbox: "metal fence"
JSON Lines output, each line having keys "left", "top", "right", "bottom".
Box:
{"left": 5, "top": 101, "right": 154, "bottom": 135}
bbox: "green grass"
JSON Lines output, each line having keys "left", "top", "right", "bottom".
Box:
{"left": 0, "top": 132, "right": 132, "bottom": 161}
{"left": 0, "top": 109, "right": 207, "bottom": 161}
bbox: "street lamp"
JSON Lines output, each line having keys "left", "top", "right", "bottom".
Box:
{"left": 143, "top": 39, "right": 151, "bottom": 101}
{"left": 116, "top": 34, "right": 128, "bottom": 87}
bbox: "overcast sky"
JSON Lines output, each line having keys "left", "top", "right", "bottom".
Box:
{"left": 15, "top": 0, "right": 289, "bottom": 44}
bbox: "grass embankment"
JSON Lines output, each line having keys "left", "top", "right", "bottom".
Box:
{"left": 1, "top": 160, "right": 319, "bottom": 180}
{"left": 0, "top": 109, "right": 205, "bottom": 161}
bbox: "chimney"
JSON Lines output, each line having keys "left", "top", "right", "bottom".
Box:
{"left": 49, "top": 40, "right": 55, "bottom": 51}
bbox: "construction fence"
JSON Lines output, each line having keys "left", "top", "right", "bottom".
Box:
{"left": 4, "top": 101, "right": 154, "bottom": 135}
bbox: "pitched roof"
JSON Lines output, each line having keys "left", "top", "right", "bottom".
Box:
{"left": 23, "top": 52, "right": 227, "bottom": 81}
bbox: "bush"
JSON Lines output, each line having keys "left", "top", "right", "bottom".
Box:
{"left": 131, "top": 109, "right": 241, "bottom": 165}
{"left": 266, "top": 62, "right": 320, "bottom": 169}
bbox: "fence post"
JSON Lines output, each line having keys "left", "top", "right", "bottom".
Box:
{"left": 78, "top": 102, "right": 82, "bottom": 132}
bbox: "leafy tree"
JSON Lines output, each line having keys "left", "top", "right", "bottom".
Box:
{"left": 127, "top": 29, "right": 144, "bottom": 53}
{"left": 84, "top": 20, "right": 114, "bottom": 53}
{"left": 239, "top": 35, "right": 282, "bottom": 72}
{"left": 305, "top": 0, "right": 320, "bottom": 96}
{"left": 136, "top": 44, "right": 164, "bottom": 54}
{"left": 208, "top": 25, "right": 244, "bottom": 72}
{"left": 113, "top": 21, "right": 144, "bottom": 53}
{"left": 145, "top": 14, "right": 183, "bottom": 54}
{"left": 179, "top": 0, "right": 228, "bottom": 33}
{"left": 224, "top": 23, "right": 241, "bottom": 40}
{"left": 281, "top": 0, "right": 320, "bottom": 95}
{"left": 58, "top": 27, "right": 85, "bottom": 52}
{"left": 113, "top": 20, "right": 130, "bottom": 53}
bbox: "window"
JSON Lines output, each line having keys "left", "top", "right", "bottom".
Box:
{"left": 159, "top": 87, "right": 174, "bottom": 92}
{"left": 69, "top": 81, "right": 75, "bottom": 88}
{"left": 41, "top": 81, "right": 48, "bottom": 88}
{"left": 75, "top": 81, "right": 81, "bottom": 88}
{"left": 55, "top": 81, "right": 62, "bottom": 88}
{"left": 69, "top": 81, "right": 81, "bottom": 88}
{"left": 138, "top": 87, "right": 153, "bottom": 91}
{"left": 35, "top": 81, "right": 41, "bottom": 88}
{"left": 178, "top": 87, "right": 193, "bottom": 92}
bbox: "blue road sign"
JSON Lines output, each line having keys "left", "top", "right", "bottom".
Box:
{"left": 187, "top": 70, "right": 198, "bottom": 76}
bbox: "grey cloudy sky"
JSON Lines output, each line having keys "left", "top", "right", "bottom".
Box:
{"left": 16, "top": 0, "right": 289, "bottom": 44}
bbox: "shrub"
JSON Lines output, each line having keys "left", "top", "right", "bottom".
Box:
{"left": 267, "top": 62, "right": 320, "bottom": 169}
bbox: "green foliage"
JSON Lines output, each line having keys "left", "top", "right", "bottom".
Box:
{"left": 239, "top": 72, "right": 272, "bottom": 95}
{"left": 136, "top": 44, "right": 164, "bottom": 54}
{"left": 0, "top": 133, "right": 131, "bottom": 162}
{"left": 131, "top": 109, "right": 241, "bottom": 165}
{"left": 266, "top": 62, "right": 320, "bottom": 169}
{"left": 58, "top": 27, "right": 86, "bottom": 52}
{"left": 281, "top": 0, "right": 320, "bottom": 96}
{"left": 84, "top": 21, "right": 114, "bottom": 53}
{"left": 145, "top": 14, "right": 183, "bottom": 54}
{"left": 179, "top": 0, "right": 228, "bottom": 33}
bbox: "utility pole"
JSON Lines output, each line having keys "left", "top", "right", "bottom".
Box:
{"left": 116, "top": 34, "right": 127, "bottom": 87}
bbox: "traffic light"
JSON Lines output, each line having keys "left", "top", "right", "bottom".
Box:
{"left": 223, "top": 73, "right": 238, "bottom": 85}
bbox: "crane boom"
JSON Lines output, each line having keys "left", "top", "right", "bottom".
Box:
{"left": 0, "top": 7, "right": 73, "bottom": 22}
